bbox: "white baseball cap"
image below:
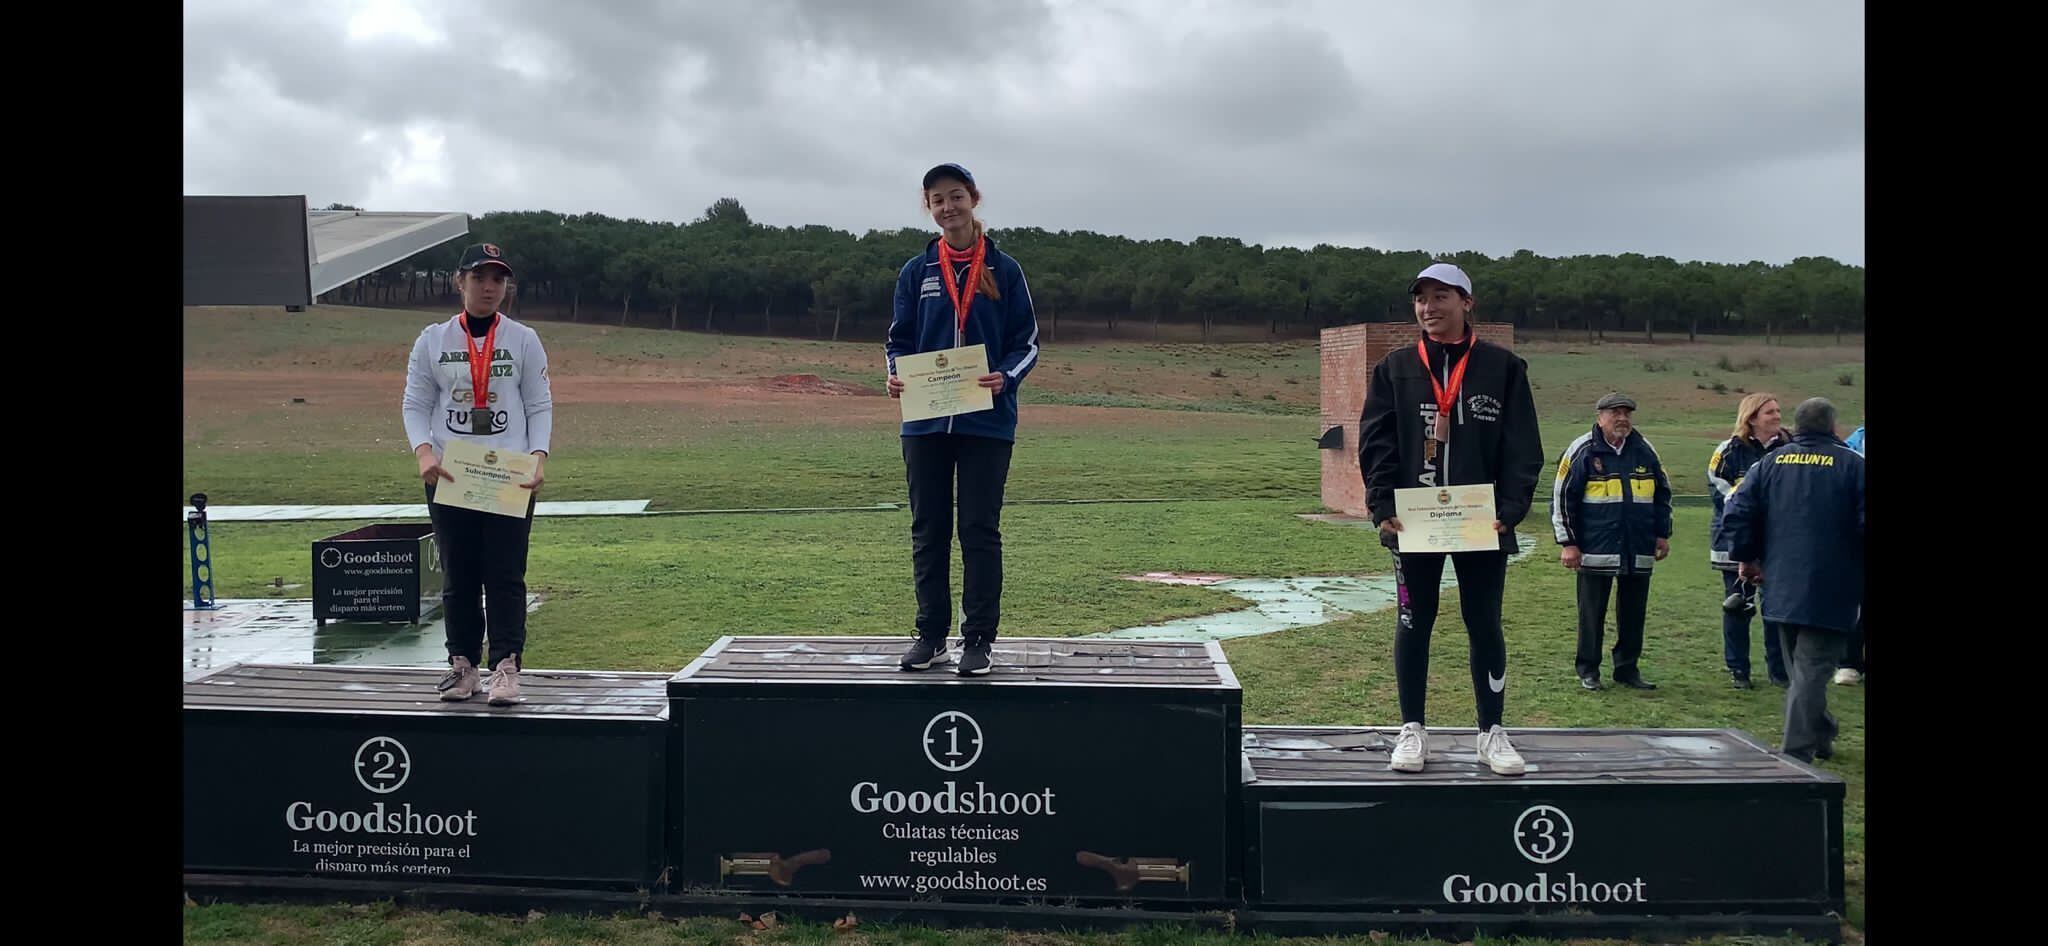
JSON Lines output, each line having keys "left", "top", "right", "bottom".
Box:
{"left": 1409, "top": 262, "right": 1473, "bottom": 297}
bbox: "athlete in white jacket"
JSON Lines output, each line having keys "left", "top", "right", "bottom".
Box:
{"left": 400, "top": 242, "right": 554, "bottom": 705}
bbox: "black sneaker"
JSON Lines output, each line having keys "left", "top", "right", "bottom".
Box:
{"left": 899, "top": 636, "right": 950, "bottom": 670}
{"left": 1730, "top": 672, "right": 1753, "bottom": 690}
{"left": 1615, "top": 674, "right": 1658, "bottom": 691}
{"left": 1769, "top": 673, "right": 1791, "bottom": 689}
{"left": 1578, "top": 672, "right": 1601, "bottom": 691}
{"left": 956, "top": 641, "right": 994, "bottom": 676}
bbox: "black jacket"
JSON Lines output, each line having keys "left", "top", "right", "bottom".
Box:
{"left": 1357, "top": 334, "right": 1544, "bottom": 554}
{"left": 1719, "top": 432, "right": 1866, "bottom": 633}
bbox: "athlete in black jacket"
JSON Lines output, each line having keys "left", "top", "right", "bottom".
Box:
{"left": 1357, "top": 262, "right": 1545, "bottom": 776}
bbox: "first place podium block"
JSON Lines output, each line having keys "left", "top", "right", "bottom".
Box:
{"left": 668, "top": 637, "right": 1242, "bottom": 905}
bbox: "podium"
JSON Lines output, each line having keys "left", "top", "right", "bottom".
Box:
{"left": 1237, "top": 726, "right": 1845, "bottom": 939}
{"left": 180, "top": 649, "right": 1853, "bottom": 941}
{"left": 183, "top": 663, "right": 670, "bottom": 890}
{"left": 667, "top": 637, "right": 1242, "bottom": 904}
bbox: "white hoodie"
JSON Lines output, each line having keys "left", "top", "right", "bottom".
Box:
{"left": 401, "top": 312, "right": 554, "bottom": 458}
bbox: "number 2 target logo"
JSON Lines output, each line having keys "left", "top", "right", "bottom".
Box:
{"left": 355, "top": 736, "right": 412, "bottom": 794}
{"left": 923, "top": 711, "right": 983, "bottom": 772}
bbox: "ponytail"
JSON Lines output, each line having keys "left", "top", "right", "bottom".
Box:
{"left": 973, "top": 220, "right": 1001, "bottom": 301}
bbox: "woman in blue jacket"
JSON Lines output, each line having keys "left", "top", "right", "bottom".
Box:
{"left": 885, "top": 164, "right": 1041, "bottom": 676}
{"left": 1708, "top": 393, "right": 1789, "bottom": 689}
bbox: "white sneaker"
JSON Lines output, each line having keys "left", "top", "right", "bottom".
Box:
{"left": 1389, "top": 722, "right": 1427, "bottom": 772}
{"left": 1833, "top": 668, "right": 1861, "bottom": 686}
{"left": 1477, "top": 725, "right": 1526, "bottom": 776}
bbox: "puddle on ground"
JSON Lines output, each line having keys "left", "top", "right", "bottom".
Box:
{"left": 1088, "top": 534, "right": 1536, "bottom": 642}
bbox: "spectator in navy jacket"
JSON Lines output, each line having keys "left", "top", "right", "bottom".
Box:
{"left": 1721, "top": 398, "right": 1866, "bottom": 764}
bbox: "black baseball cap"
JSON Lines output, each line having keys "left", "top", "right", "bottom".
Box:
{"left": 457, "top": 242, "right": 513, "bottom": 277}
{"left": 922, "top": 163, "right": 975, "bottom": 190}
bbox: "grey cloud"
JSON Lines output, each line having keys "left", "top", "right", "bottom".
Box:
{"left": 182, "top": 0, "right": 1863, "bottom": 264}
{"left": 1133, "top": 22, "right": 1364, "bottom": 141}
{"left": 786, "top": 0, "right": 1056, "bottom": 66}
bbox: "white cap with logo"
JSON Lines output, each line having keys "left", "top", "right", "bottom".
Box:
{"left": 1408, "top": 262, "right": 1473, "bottom": 297}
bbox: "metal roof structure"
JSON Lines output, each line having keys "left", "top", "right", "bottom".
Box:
{"left": 183, "top": 195, "right": 468, "bottom": 307}
{"left": 307, "top": 209, "right": 469, "bottom": 296}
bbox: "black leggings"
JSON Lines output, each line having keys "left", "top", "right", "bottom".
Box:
{"left": 1391, "top": 548, "right": 1509, "bottom": 729}
{"left": 425, "top": 483, "right": 536, "bottom": 668}
{"left": 903, "top": 433, "right": 1014, "bottom": 644}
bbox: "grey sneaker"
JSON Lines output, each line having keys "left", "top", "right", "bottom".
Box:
{"left": 487, "top": 655, "right": 521, "bottom": 706}
{"left": 955, "top": 640, "right": 994, "bottom": 676}
{"left": 899, "top": 636, "right": 951, "bottom": 670}
{"left": 436, "top": 657, "right": 479, "bottom": 701}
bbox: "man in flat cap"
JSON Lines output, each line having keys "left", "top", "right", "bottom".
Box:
{"left": 1551, "top": 392, "right": 1673, "bottom": 691}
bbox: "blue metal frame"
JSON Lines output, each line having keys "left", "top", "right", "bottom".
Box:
{"left": 188, "top": 494, "right": 218, "bottom": 611}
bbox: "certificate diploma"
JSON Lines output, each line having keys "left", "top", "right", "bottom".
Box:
{"left": 1393, "top": 483, "right": 1499, "bottom": 553}
{"left": 433, "top": 438, "right": 536, "bottom": 519}
{"left": 896, "top": 344, "right": 994, "bottom": 422}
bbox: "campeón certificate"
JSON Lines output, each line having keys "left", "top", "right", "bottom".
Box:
{"left": 432, "top": 439, "right": 536, "bottom": 519}
{"left": 896, "top": 344, "right": 994, "bottom": 422}
{"left": 1393, "top": 483, "right": 1499, "bottom": 553}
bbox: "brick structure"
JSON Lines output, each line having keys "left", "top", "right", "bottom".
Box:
{"left": 1319, "top": 322, "right": 1517, "bottom": 516}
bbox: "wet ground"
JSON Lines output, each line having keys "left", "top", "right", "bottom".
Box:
{"left": 182, "top": 596, "right": 541, "bottom": 673}
{"left": 180, "top": 528, "right": 1535, "bottom": 668}
{"left": 1089, "top": 533, "right": 1537, "bottom": 642}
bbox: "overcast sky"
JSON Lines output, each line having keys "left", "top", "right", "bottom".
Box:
{"left": 184, "top": 0, "right": 1864, "bottom": 266}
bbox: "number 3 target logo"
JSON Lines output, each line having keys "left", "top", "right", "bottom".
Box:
{"left": 1514, "top": 804, "right": 1575, "bottom": 864}
{"left": 355, "top": 736, "right": 412, "bottom": 794}
{"left": 923, "top": 711, "right": 983, "bottom": 773}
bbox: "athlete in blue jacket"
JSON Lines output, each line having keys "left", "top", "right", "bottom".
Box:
{"left": 885, "top": 163, "right": 1040, "bottom": 676}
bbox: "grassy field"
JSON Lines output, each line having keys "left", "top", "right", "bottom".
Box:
{"left": 182, "top": 306, "right": 1863, "bottom": 508}
{"left": 185, "top": 901, "right": 1835, "bottom": 946}
{"left": 182, "top": 305, "right": 1866, "bottom": 945}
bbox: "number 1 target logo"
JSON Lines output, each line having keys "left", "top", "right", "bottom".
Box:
{"left": 923, "top": 711, "right": 983, "bottom": 772}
